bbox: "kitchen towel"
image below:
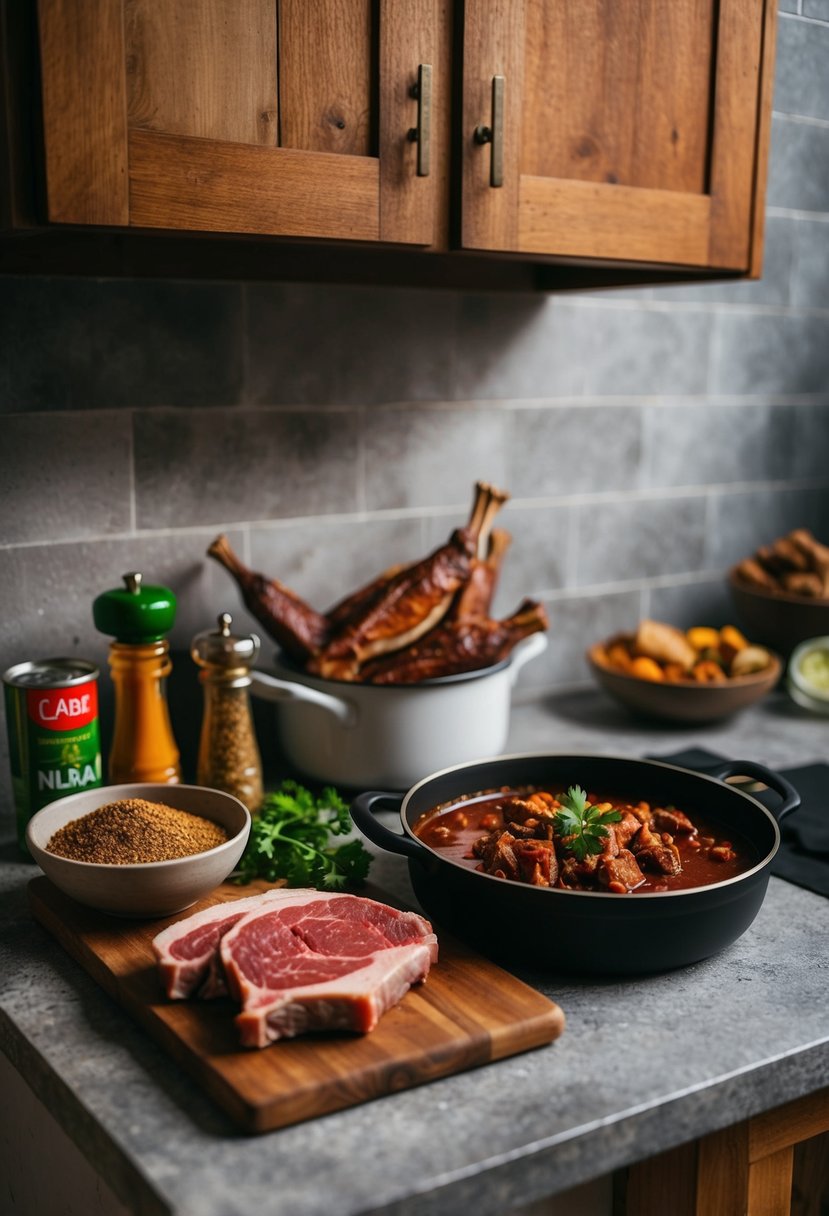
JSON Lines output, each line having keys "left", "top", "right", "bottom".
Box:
{"left": 649, "top": 748, "right": 829, "bottom": 898}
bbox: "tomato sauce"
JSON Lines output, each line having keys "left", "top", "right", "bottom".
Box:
{"left": 413, "top": 788, "right": 759, "bottom": 893}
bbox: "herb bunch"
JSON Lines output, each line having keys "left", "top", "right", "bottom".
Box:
{"left": 233, "top": 780, "right": 372, "bottom": 890}
{"left": 553, "top": 785, "right": 622, "bottom": 861}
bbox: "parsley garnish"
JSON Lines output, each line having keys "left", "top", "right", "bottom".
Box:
{"left": 553, "top": 785, "right": 622, "bottom": 861}
{"left": 232, "top": 780, "right": 372, "bottom": 890}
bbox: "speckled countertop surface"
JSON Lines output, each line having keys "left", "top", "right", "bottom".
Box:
{"left": 2, "top": 691, "right": 828, "bottom": 1216}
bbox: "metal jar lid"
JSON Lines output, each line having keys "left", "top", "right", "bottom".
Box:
{"left": 191, "top": 613, "right": 260, "bottom": 668}
{"left": 92, "top": 572, "right": 177, "bottom": 643}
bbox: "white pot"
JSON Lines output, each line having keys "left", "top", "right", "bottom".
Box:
{"left": 249, "top": 633, "right": 547, "bottom": 790}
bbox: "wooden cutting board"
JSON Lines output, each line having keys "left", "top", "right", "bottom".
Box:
{"left": 28, "top": 877, "right": 565, "bottom": 1134}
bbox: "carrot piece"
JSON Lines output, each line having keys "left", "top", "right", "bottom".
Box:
{"left": 607, "top": 642, "right": 633, "bottom": 672}
{"left": 687, "top": 626, "right": 720, "bottom": 652}
{"left": 692, "top": 660, "right": 727, "bottom": 683}
{"left": 629, "top": 656, "right": 665, "bottom": 682}
{"left": 720, "top": 625, "right": 749, "bottom": 652}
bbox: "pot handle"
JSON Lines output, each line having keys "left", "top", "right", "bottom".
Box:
{"left": 707, "top": 760, "right": 801, "bottom": 823}
{"left": 350, "top": 791, "right": 424, "bottom": 861}
{"left": 509, "top": 632, "right": 548, "bottom": 686}
{"left": 249, "top": 670, "right": 357, "bottom": 726}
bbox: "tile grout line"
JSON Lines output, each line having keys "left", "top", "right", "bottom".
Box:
{"left": 4, "top": 479, "right": 829, "bottom": 554}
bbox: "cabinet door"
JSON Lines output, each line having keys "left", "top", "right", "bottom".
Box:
{"left": 37, "top": 0, "right": 438, "bottom": 244}
{"left": 460, "top": 0, "right": 775, "bottom": 271}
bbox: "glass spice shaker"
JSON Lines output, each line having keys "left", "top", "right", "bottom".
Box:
{"left": 92, "top": 571, "right": 182, "bottom": 785}
{"left": 191, "top": 613, "right": 263, "bottom": 813}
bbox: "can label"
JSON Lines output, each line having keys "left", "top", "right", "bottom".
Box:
{"left": 3, "top": 660, "right": 103, "bottom": 851}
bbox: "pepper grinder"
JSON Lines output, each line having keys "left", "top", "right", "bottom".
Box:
{"left": 191, "top": 613, "right": 263, "bottom": 813}
{"left": 92, "top": 571, "right": 182, "bottom": 784}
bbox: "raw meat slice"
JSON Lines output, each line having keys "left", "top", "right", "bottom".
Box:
{"left": 152, "top": 888, "right": 297, "bottom": 999}
{"left": 220, "top": 890, "right": 438, "bottom": 1047}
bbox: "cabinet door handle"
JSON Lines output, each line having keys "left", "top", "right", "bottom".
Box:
{"left": 407, "top": 63, "right": 432, "bottom": 177}
{"left": 474, "top": 75, "right": 505, "bottom": 188}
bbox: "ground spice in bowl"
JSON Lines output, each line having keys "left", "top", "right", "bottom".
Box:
{"left": 46, "top": 797, "right": 229, "bottom": 864}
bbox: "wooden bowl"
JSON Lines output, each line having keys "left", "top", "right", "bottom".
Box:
{"left": 26, "top": 783, "right": 251, "bottom": 918}
{"left": 728, "top": 568, "right": 829, "bottom": 658}
{"left": 586, "top": 634, "right": 783, "bottom": 724}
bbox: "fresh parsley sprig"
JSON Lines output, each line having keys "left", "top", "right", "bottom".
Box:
{"left": 553, "top": 785, "right": 622, "bottom": 862}
{"left": 233, "top": 780, "right": 372, "bottom": 890}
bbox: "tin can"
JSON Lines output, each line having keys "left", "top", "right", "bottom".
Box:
{"left": 3, "top": 658, "right": 102, "bottom": 851}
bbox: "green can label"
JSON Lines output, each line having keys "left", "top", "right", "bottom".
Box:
{"left": 3, "top": 660, "right": 103, "bottom": 851}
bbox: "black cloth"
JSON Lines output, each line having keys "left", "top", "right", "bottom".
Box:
{"left": 647, "top": 748, "right": 829, "bottom": 899}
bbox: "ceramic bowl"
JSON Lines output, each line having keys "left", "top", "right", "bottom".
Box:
{"left": 728, "top": 569, "right": 829, "bottom": 658}
{"left": 586, "top": 634, "right": 783, "bottom": 723}
{"left": 26, "top": 783, "right": 251, "bottom": 918}
{"left": 786, "top": 635, "right": 829, "bottom": 714}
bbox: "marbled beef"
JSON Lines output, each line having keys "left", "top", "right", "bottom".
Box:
{"left": 152, "top": 889, "right": 295, "bottom": 999}
{"left": 220, "top": 890, "right": 438, "bottom": 1047}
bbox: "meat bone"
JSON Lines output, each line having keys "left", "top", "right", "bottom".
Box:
{"left": 208, "top": 482, "right": 511, "bottom": 680}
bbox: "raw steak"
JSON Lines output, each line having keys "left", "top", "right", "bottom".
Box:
{"left": 153, "top": 889, "right": 296, "bottom": 999}
{"left": 220, "top": 890, "right": 438, "bottom": 1047}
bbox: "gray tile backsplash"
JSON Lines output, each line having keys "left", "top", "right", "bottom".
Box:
{"left": 767, "top": 115, "right": 829, "bottom": 213}
{"left": 362, "top": 406, "right": 509, "bottom": 510}
{"left": 1, "top": 413, "right": 133, "bottom": 545}
{"left": 773, "top": 13, "right": 829, "bottom": 121}
{"left": 710, "top": 314, "right": 829, "bottom": 396}
{"left": 1, "top": 8, "right": 828, "bottom": 809}
{"left": 573, "top": 497, "right": 708, "bottom": 585}
{"left": 0, "top": 279, "right": 244, "bottom": 411}
{"left": 642, "top": 404, "right": 797, "bottom": 489}
{"left": 133, "top": 409, "right": 362, "bottom": 528}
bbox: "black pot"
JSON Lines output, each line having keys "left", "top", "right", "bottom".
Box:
{"left": 350, "top": 752, "right": 800, "bottom": 976}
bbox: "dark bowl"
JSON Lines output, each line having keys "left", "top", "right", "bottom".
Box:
{"left": 351, "top": 753, "right": 800, "bottom": 975}
{"left": 586, "top": 633, "right": 782, "bottom": 723}
{"left": 728, "top": 568, "right": 829, "bottom": 658}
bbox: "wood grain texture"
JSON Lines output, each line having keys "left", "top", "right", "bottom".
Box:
{"left": 279, "top": 0, "right": 371, "bottom": 156}
{"left": 460, "top": 0, "right": 523, "bottom": 251}
{"left": 128, "top": 129, "right": 380, "bottom": 240}
{"left": 125, "top": 0, "right": 277, "bottom": 146}
{"left": 378, "top": 0, "right": 439, "bottom": 245}
{"left": 747, "top": 0, "right": 778, "bottom": 279}
{"left": 37, "top": 0, "right": 128, "bottom": 225}
{"left": 521, "top": 1, "right": 712, "bottom": 194}
{"left": 749, "top": 1088, "right": 829, "bottom": 1162}
{"left": 707, "top": 0, "right": 765, "bottom": 269}
{"left": 620, "top": 1140, "right": 697, "bottom": 1216}
{"left": 518, "top": 177, "right": 711, "bottom": 265}
{"left": 695, "top": 1121, "right": 750, "bottom": 1216}
{"left": 460, "top": 0, "right": 769, "bottom": 271}
{"left": 28, "top": 876, "right": 564, "bottom": 1134}
{"left": 747, "top": 1147, "right": 795, "bottom": 1216}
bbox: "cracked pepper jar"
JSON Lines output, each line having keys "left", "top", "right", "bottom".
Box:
{"left": 191, "top": 613, "right": 263, "bottom": 813}
{"left": 93, "top": 572, "right": 182, "bottom": 785}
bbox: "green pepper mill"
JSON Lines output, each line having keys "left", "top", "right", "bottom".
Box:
{"left": 93, "top": 572, "right": 182, "bottom": 784}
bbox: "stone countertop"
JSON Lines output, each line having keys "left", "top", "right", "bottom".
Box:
{"left": 2, "top": 691, "right": 829, "bottom": 1216}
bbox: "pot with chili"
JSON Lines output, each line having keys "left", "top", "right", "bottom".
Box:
{"left": 350, "top": 752, "right": 800, "bottom": 975}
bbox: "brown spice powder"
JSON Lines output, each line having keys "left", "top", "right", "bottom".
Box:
{"left": 47, "top": 797, "right": 229, "bottom": 864}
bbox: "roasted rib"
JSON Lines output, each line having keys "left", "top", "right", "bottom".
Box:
{"left": 207, "top": 534, "right": 329, "bottom": 662}
{"left": 358, "top": 599, "right": 549, "bottom": 684}
{"left": 450, "top": 527, "right": 511, "bottom": 621}
{"left": 309, "top": 482, "right": 510, "bottom": 681}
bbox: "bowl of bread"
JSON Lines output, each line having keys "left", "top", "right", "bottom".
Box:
{"left": 588, "top": 618, "right": 782, "bottom": 723}
{"left": 729, "top": 528, "right": 829, "bottom": 658}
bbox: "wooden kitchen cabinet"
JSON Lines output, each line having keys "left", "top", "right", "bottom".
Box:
{"left": 35, "top": 0, "right": 441, "bottom": 246}
{"left": 0, "top": 0, "right": 777, "bottom": 287}
{"left": 460, "top": 0, "right": 776, "bottom": 275}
